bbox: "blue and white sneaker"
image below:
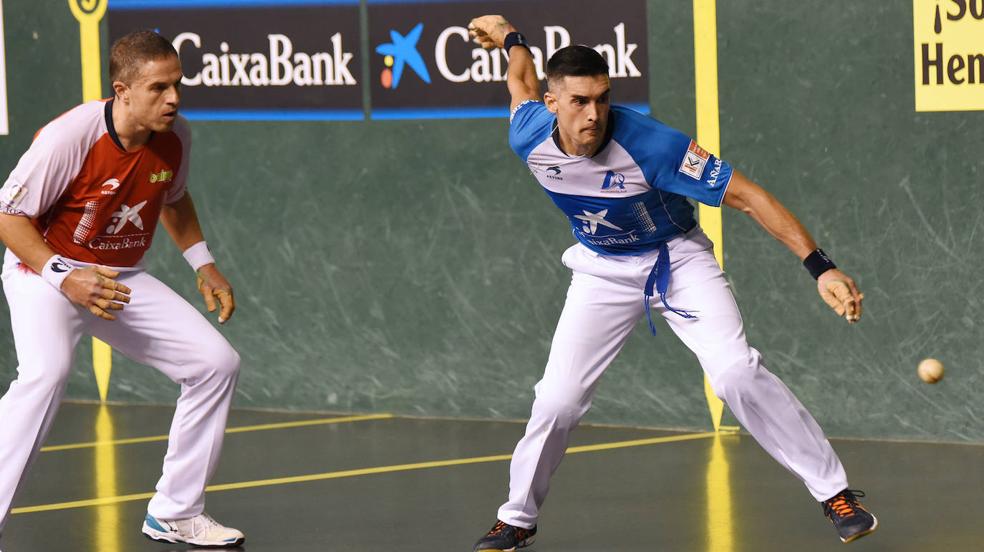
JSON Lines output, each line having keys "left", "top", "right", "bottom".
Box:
{"left": 142, "top": 512, "right": 245, "bottom": 548}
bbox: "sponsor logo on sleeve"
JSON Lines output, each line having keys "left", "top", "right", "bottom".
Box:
{"left": 678, "top": 140, "right": 710, "bottom": 180}
{"left": 0, "top": 183, "right": 26, "bottom": 206}
{"left": 705, "top": 158, "right": 724, "bottom": 188}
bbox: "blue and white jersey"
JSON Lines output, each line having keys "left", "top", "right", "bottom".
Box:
{"left": 509, "top": 101, "right": 734, "bottom": 256}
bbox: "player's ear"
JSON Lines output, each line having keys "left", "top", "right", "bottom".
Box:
{"left": 113, "top": 80, "right": 130, "bottom": 103}
{"left": 544, "top": 91, "right": 558, "bottom": 114}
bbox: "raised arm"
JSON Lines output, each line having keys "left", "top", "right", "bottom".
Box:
{"left": 468, "top": 15, "right": 540, "bottom": 112}
{"left": 723, "top": 170, "right": 864, "bottom": 323}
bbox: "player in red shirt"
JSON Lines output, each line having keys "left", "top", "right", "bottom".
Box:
{"left": 0, "top": 31, "right": 244, "bottom": 548}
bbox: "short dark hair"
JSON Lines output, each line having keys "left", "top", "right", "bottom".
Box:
{"left": 546, "top": 45, "right": 610, "bottom": 87}
{"left": 109, "top": 30, "right": 178, "bottom": 85}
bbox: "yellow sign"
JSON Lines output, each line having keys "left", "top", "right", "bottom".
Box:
{"left": 914, "top": 0, "right": 984, "bottom": 111}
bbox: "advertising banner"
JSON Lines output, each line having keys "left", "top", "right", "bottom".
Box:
{"left": 109, "top": 0, "right": 364, "bottom": 120}
{"left": 367, "top": 0, "right": 649, "bottom": 119}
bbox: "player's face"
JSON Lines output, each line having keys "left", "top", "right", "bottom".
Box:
{"left": 546, "top": 74, "right": 611, "bottom": 154}
{"left": 124, "top": 55, "right": 183, "bottom": 133}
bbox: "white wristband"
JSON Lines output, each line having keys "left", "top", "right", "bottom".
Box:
{"left": 182, "top": 241, "right": 215, "bottom": 271}
{"left": 40, "top": 254, "right": 74, "bottom": 291}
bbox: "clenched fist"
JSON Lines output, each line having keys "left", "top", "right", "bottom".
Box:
{"left": 468, "top": 15, "right": 516, "bottom": 50}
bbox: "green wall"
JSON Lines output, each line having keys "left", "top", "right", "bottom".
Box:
{"left": 1, "top": 1, "right": 981, "bottom": 443}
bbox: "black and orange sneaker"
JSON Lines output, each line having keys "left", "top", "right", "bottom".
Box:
{"left": 473, "top": 520, "right": 537, "bottom": 551}
{"left": 822, "top": 489, "right": 878, "bottom": 543}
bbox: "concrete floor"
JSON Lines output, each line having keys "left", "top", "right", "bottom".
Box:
{"left": 2, "top": 403, "right": 983, "bottom": 551}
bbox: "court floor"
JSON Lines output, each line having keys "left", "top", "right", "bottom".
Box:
{"left": 2, "top": 402, "right": 982, "bottom": 551}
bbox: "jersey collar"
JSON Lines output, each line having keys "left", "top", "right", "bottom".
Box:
{"left": 105, "top": 98, "right": 155, "bottom": 152}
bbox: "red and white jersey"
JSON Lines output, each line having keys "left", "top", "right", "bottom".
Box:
{"left": 0, "top": 99, "right": 190, "bottom": 267}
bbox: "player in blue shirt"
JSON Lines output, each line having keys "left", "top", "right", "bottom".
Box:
{"left": 467, "top": 15, "right": 877, "bottom": 550}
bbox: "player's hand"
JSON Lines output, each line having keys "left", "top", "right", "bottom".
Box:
{"left": 468, "top": 15, "right": 516, "bottom": 50}
{"left": 817, "top": 269, "right": 863, "bottom": 324}
{"left": 196, "top": 264, "right": 235, "bottom": 324}
{"left": 61, "top": 266, "right": 132, "bottom": 321}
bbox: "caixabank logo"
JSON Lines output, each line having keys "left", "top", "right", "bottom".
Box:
{"left": 109, "top": 0, "right": 363, "bottom": 120}
{"left": 914, "top": 0, "right": 984, "bottom": 111}
{"left": 368, "top": 0, "right": 648, "bottom": 119}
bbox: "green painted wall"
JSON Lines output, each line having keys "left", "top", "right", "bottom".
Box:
{"left": 1, "top": 1, "right": 981, "bottom": 443}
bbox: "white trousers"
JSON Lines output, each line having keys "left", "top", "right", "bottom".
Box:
{"left": 0, "top": 254, "right": 240, "bottom": 533}
{"left": 498, "top": 228, "right": 848, "bottom": 528}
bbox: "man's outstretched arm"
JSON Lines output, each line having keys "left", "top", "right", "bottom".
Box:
{"left": 468, "top": 15, "right": 540, "bottom": 112}
{"left": 723, "top": 170, "right": 864, "bottom": 324}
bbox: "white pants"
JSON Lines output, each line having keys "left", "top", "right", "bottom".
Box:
{"left": 498, "top": 228, "right": 848, "bottom": 528}
{"left": 0, "top": 254, "right": 240, "bottom": 533}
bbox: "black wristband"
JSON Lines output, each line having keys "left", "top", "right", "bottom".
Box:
{"left": 803, "top": 248, "right": 836, "bottom": 280}
{"left": 503, "top": 32, "right": 529, "bottom": 53}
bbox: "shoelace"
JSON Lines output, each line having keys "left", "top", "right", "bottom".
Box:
{"left": 826, "top": 490, "right": 866, "bottom": 518}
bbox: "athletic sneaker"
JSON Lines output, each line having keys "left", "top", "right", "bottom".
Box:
{"left": 473, "top": 520, "right": 537, "bottom": 551}
{"left": 142, "top": 512, "right": 245, "bottom": 548}
{"left": 822, "top": 489, "right": 878, "bottom": 543}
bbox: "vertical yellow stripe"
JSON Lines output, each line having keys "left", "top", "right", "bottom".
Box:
{"left": 93, "top": 340, "right": 112, "bottom": 402}
{"left": 693, "top": 0, "right": 725, "bottom": 432}
{"left": 705, "top": 434, "right": 734, "bottom": 551}
{"left": 94, "top": 405, "right": 121, "bottom": 552}
{"left": 693, "top": 3, "right": 735, "bottom": 550}
{"left": 67, "top": 0, "right": 112, "bottom": 403}
{"left": 69, "top": 4, "right": 120, "bottom": 549}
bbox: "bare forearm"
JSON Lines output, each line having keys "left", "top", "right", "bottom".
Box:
{"left": 723, "top": 171, "right": 817, "bottom": 260}
{"left": 159, "top": 192, "right": 206, "bottom": 252}
{"left": 0, "top": 214, "right": 57, "bottom": 272}
{"left": 507, "top": 43, "right": 540, "bottom": 105}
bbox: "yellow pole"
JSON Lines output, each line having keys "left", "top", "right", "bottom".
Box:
{"left": 67, "top": 0, "right": 112, "bottom": 403}
{"left": 693, "top": 4, "right": 736, "bottom": 550}
{"left": 68, "top": 5, "right": 120, "bottom": 548}
{"left": 692, "top": 0, "right": 726, "bottom": 432}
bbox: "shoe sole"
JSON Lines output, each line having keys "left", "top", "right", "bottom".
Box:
{"left": 840, "top": 515, "right": 878, "bottom": 544}
{"left": 142, "top": 522, "right": 246, "bottom": 548}
{"left": 475, "top": 535, "right": 536, "bottom": 552}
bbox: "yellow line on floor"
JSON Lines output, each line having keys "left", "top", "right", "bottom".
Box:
{"left": 40, "top": 413, "right": 394, "bottom": 453}
{"left": 13, "top": 431, "right": 716, "bottom": 515}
